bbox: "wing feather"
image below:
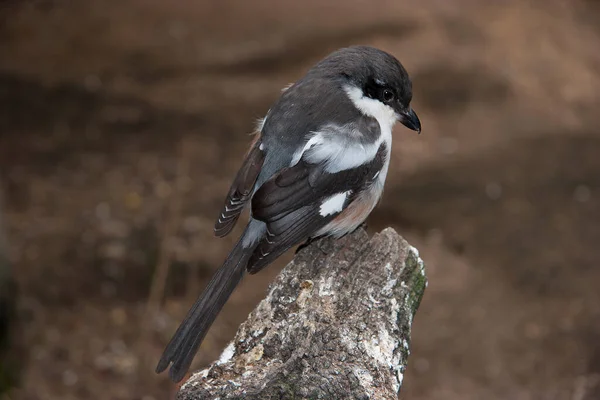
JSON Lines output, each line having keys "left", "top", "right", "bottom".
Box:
{"left": 214, "top": 135, "right": 265, "bottom": 237}
{"left": 248, "top": 206, "right": 326, "bottom": 273}
{"left": 247, "top": 143, "right": 387, "bottom": 274}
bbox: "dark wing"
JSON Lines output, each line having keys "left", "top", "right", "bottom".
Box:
{"left": 214, "top": 135, "right": 265, "bottom": 237}
{"left": 248, "top": 143, "right": 387, "bottom": 274}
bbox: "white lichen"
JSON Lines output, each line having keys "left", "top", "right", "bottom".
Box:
{"left": 340, "top": 327, "right": 358, "bottom": 353}
{"left": 279, "top": 296, "right": 296, "bottom": 304}
{"left": 318, "top": 276, "right": 334, "bottom": 297}
{"left": 217, "top": 342, "right": 235, "bottom": 365}
{"left": 353, "top": 367, "right": 374, "bottom": 396}
{"left": 381, "top": 277, "right": 398, "bottom": 296}
{"left": 380, "top": 262, "right": 399, "bottom": 296}
{"left": 384, "top": 262, "right": 393, "bottom": 275}
{"left": 367, "top": 288, "right": 380, "bottom": 305}
{"left": 408, "top": 245, "right": 419, "bottom": 258}
{"left": 389, "top": 298, "right": 400, "bottom": 330}
{"left": 408, "top": 245, "right": 426, "bottom": 277}
{"left": 252, "top": 329, "right": 264, "bottom": 338}
{"left": 362, "top": 325, "right": 396, "bottom": 368}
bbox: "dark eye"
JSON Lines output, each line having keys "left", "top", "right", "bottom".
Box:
{"left": 382, "top": 89, "right": 395, "bottom": 102}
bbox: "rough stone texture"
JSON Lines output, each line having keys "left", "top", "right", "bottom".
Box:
{"left": 177, "top": 227, "right": 427, "bottom": 400}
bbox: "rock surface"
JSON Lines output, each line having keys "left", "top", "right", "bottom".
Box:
{"left": 178, "top": 228, "right": 426, "bottom": 400}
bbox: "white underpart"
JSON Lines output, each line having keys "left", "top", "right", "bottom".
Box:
{"left": 342, "top": 84, "right": 396, "bottom": 202}
{"left": 319, "top": 191, "right": 350, "bottom": 216}
{"left": 312, "top": 85, "right": 398, "bottom": 238}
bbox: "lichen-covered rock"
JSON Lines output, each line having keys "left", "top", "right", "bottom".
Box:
{"left": 178, "top": 227, "right": 427, "bottom": 400}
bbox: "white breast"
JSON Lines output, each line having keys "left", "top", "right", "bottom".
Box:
{"left": 342, "top": 84, "right": 395, "bottom": 200}
{"left": 313, "top": 85, "right": 397, "bottom": 238}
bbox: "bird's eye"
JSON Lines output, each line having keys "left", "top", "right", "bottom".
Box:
{"left": 382, "top": 89, "right": 394, "bottom": 102}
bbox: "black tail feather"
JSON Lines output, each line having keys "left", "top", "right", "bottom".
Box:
{"left": 156, "top": 238, "right": 252, "bottom": 382}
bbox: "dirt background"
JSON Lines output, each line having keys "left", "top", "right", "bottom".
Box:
{"left": 1, "top": 0, "right": 600, "bottom": 399}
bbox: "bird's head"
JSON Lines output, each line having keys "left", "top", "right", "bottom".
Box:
{"left": 313, "top": 45, "right": 421, "bottom": 134}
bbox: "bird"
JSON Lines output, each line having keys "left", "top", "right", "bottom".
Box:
{"left": 156, "top": 45, "right": 421, "bottom": 382}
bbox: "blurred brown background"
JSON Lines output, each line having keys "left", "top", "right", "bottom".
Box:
{"left": 1, "top": 0, "right": 600, "bottom": 399}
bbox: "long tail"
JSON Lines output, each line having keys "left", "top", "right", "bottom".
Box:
{"left": 156, "top": 226, "right": 258, "bottom": 382}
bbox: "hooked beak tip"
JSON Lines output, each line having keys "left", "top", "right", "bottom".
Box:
{"left": 400, "top": 108, "right": 421, "bottom": 134}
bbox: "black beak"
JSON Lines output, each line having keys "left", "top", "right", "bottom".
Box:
{"left": 400, "top": 108, "right": 421, "bottom": 134}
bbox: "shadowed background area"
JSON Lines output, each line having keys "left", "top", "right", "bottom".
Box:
{"left": 1, "top": 0, "right": 600, "bottom": 399}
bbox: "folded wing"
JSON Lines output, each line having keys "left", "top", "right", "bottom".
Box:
{"left": 249, "top": 142, "right": 387, "bottom": 273}
{"left": 214, "top": 136, "right": 265, "bottom": 237}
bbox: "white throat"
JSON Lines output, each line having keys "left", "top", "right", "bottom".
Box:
{"left": 343, "top": 85, "right": 398, "bottom": 133}
{"left": 343, "top": 84, "right": 395, "bottom": 200}
{"left": 343, "top": 84, "right": 396, "bottom": 169}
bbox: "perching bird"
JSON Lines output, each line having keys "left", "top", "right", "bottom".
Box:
{"left": 156, "top": 45, "right": 421, "bottom": 382}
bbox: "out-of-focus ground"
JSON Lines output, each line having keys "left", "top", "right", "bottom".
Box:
{"left": 1, "top": 0, "right": 600, "bottom": 399}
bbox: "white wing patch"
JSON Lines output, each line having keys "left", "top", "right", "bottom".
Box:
{"left": 303, "top": 129, "right": 379, "bottom": 173}
{"left": 290, "top": 135, "right": 324, "bottom": 166}
{"left": 319, "top": 191, "right": 350, "bottom": 216}
{"left": 290, "top": 84, "right": 397, "bottom": 174}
